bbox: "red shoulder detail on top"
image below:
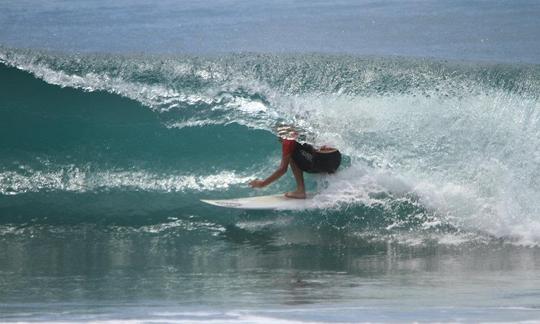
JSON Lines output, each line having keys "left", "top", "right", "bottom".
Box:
{"left": 282, "top": 139, "right": 296, "bottom": 157}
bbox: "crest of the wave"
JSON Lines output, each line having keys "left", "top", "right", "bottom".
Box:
{"left": 0, "top": 48, "right": 282, "bottom": 131}
{"left": 0, "top": 49, "right": 217, "bottom": 110}
{"left": 0, "top": 166, "right": 252, "bottom": 195}
{"left": 6, "top": 47, "right": 539, "bottom": 136}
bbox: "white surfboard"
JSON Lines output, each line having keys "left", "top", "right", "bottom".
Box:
{"left": 201, "top": 194, "right": 315, "bottom": 210}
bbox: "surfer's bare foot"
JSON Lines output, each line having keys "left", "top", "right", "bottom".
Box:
{"left": 285, "top": 191, "right": 306, "bottom": 199}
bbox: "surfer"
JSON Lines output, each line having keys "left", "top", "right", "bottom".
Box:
{"left": 249, "top": 126, "right": 341, "bottom": 199}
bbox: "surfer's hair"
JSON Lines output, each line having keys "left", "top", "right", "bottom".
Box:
{"left": 275, "top": 124, "right": 298, "bottom": 140}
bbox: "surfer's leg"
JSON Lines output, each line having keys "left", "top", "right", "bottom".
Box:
{"left": 286, "top": 160, "right": 306, "bottom": 199}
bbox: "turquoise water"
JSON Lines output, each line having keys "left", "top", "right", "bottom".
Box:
{"left": 2, "top": 1, "right": 540, "bottom": 322}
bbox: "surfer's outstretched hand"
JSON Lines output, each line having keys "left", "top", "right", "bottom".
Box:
{"left": 249, "top": 179, "right": 265, "bottom": 188}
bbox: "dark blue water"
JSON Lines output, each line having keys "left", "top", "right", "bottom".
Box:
{"left": 1, "top": 1, "right": 540, "bottom": 323}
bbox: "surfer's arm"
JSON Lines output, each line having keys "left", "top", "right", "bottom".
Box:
{"left": 249, "top": 155, "right": 291, "bottom": 188}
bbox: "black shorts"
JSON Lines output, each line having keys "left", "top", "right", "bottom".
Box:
{"left": 291, "top": 142, "right": 341, "bottom": 174}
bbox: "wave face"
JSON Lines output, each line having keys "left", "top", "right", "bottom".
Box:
{"left": 1, "top": 47, "right": 540, "bottom": 244}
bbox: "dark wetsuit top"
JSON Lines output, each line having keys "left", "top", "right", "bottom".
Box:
{"left": 282, "top": 139, "right": 341, "bottom": 174}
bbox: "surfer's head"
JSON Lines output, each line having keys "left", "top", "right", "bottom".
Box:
{"left": 275, "top": 124, "right": 298, "bottom": 141}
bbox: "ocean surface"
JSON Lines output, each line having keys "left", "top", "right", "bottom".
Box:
{"left": 1, "top": 1, "right": 540, "bottom": 323}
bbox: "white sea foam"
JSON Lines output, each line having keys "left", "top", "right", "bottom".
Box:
{"left": 0, "top": 166, "right": 252, "bottom": 195}
{"left": 0, "top": 309, "right": 338, "bottom": 324}
{"left": 276, "top": 89, "right": 540, "bottom": 244}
